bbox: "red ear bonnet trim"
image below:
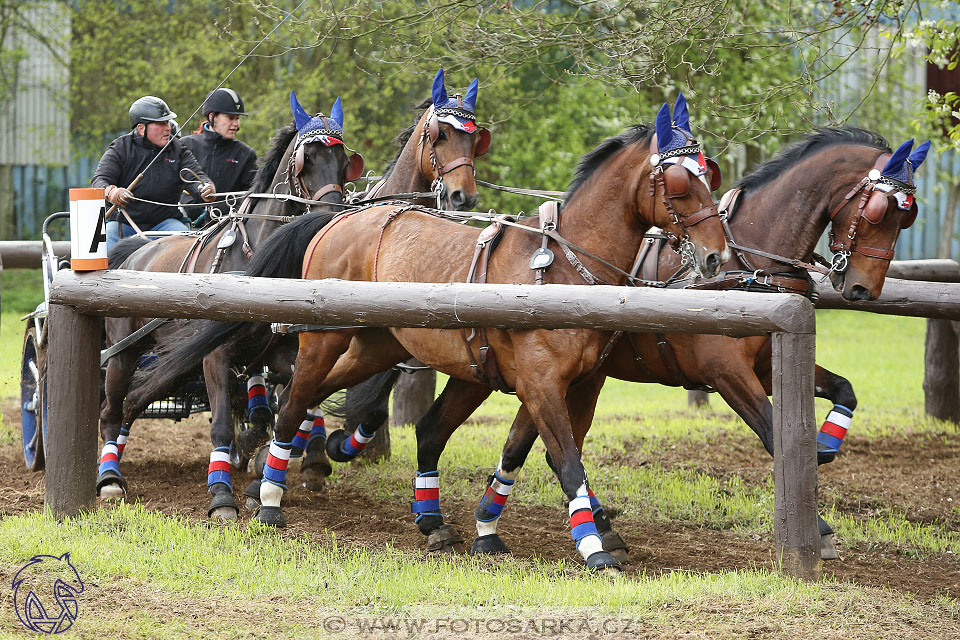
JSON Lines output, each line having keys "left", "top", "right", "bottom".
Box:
{"left": 863, "top": 189, "right": 888, "bottom": 224}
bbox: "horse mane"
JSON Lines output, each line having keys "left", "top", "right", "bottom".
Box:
{"left": 250, "top": 122, "right": 297, "bottom": 193}
{"left": 382, "top": 98, "right": 432, "bottom": 181}
{"left": 738, "top": 126, "right": 891, "bottom": 191}
{"left": 564, "top": 125, "right": 654, "bottom": 203}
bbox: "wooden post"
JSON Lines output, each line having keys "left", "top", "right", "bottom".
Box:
{"left": 771, "top": 330, "right": 820, "bottom": 579}
{"left": 923, "top": 319, "right": 960, "bottom": 422}
{"left": 392, "top": 361, "right": 436, "bottom": 426}
{"left": 45, "top": 303, "right": 101, "bottom": 518}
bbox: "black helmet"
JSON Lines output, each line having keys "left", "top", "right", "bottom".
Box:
{"left": 202, "top": 88, "right": 248, "bottom": 117}
{"left": 129, "top": 96, "right": 177, "bottom": 129}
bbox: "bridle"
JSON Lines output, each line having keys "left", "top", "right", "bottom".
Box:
{"left": 418, "top": 98, "right": 491, "bottom": 208}
{"left": 827, "top": 152, "right": 918, "bottom": 274}
{"left": 646, "top": 131, "right": 721, "bottom": 267}
{"left": 286, "top": 126, "right": 346, "bottom": 211}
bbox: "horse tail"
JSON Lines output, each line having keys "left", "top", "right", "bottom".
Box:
{"left": 108, "top": 237, "right": 150, "bottom": 269}
{"left": 244, "top": 211, "right": 337, "bottom": 280}
{"left": 124, "top": 211, "right": 338, "bottom": 418}
{"left": 323, "top": 369, "right": 402, "bottom": 419}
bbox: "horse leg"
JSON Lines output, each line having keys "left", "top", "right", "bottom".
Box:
{"left": 408, "top": 378, "right": 492, "bottom": 554}
{"left": 98, "top": 348, "right": 139, "bottom": 499}
{"left": 202, "top": 349, "right": 240, "bottom": 521}
{"left": 254, "top": 330, "right": 356, "bottom": 527}
{"left": 513, "top": 371, "right": 620, "bottom": 572}
{"left": 813, "top": 365, "right": 858, "bottom": 464}
{"left": 234, "top": 371, "right": 275, "bottom": 462}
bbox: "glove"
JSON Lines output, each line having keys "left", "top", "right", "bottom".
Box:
{"left": 105, "top": 185, "right": 133, "bottom": 206}
{"left": 200, "top": 182, "right": 216, "bottom": 202}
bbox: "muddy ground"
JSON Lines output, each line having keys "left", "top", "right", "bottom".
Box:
{"left": 1, "top": 401, "right": 958, "bottom": 600}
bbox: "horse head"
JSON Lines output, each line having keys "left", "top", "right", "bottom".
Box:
{"left": 641, "top": 94, "right": 728, "bottom": 277}
{"left": 828, "top": 138, "right": 930, "bottom": 301}
{"left": 414, "top": 68, "right": 490, "bottom": 210}
{"left": 287, "top": 91, "right": 364, "bottom": 211}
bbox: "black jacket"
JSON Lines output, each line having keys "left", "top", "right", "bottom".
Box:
{"left": 91, "top": 130, "right": 210, "bottom": 228}
{"left": 180, "top": 125, "right": 258, "bottom": 219}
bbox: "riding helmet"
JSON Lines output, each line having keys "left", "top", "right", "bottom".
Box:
{"left": 202, "top": 88, "right": 248, "bottom": 117}
{"left": 128, "top": 96, "right": 177, "bottom": 129}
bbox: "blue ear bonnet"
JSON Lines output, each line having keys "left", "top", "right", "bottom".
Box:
{"left": 655, "top": 93, "right": 698, "bottom": 158}
{"left": 881, "top": 139, "right": 930, "bottom": 189}
{"left": 431, "top": 68, "right": 480, "bottom": 133}
{"left": 290, "top": 91, "right": 344, "bottom": 147}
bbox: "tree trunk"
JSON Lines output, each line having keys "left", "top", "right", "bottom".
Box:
{"left": 924, "top": 318, "right": 960, "bottom": 423}
{"left": 0, "top": 165, "right": 14, "bottom": 241}
{"left": 392, "top": 359, "right": 436, "bottom": 426}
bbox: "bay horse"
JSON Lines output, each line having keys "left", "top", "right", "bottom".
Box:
{"left": 129, "top": 95, "right": 730, "bottom": 572}
{"left": 461, "top": 130, "right": 932, "bottom": 562}
{"left": 120, "top": 68, "right": 492, "bottom": 510}
{"left": 97, "top": 93, "right": 364, "bottom": 519}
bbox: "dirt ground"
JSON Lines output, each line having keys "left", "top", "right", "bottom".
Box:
{"left": 2, "top": 400, "right": 958, "bottom": 601}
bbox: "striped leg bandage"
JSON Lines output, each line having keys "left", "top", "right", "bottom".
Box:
{"left": 262, "top": 440, "right": 292, "bottom": 491}
{"left": 292, "top": 410, "right": 326, "bottom": 458}
{"left": 339, "top": 423, "right": 374, "bottom": 459}
{"left": 246, "top": 376, "right": 271, "bottom": 422}
{"left": 569, "top": 485, "right": 603, "bottom": 560}
{"left": 475, "top": 470, "right": 515, "bottom": 523}
{"left": 116, "top": 427, "right": 130, "bottom": 461}
{"left": 98, "top": 442, "right": 120, "bottom": 478}
{"left": 208, "top": 446, "right": 232, "bottom": 491}
{"left": 411, "top": 471, "right": 441, "bottom": 523}
{"left": 818, "top": 404, "right": 853, "bottom": 453}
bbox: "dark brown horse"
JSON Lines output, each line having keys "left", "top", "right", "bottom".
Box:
{"left": 97, "top": 94, "right": 362, "bottom": 518}
{"left": 119, "top": 69, "right": 491, "bottom": 513}
{"left": 463, "top": 130, "right": 931, "bottom": 562}
{"left": 130, "top": 96, "right": 730, "bottom": 572}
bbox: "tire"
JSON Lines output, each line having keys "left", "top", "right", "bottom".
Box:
{"left": 20, "top": 325, "right": 48, "bottom": 471}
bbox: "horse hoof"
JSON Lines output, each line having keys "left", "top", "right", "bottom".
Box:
{"left": 599, "top": 530, "right": 630, "bottom": 565}
{"left": 325, "top": 430, "right": 355, "bottom": 463}
{"left": 817, "top": 449, "right": 837, "bottom": 465}
{"left": 237, "top": 426, "right": 270, "bottom": 462}
{"left": 821, "top": 533, "right": 840, "bottom": 560}
{"left": 208, "top": 491, "right": 239, "bottom": 521}
{"left": 585, "top": 550, "right": 622, "bottom": 572}
{"left": 251, "top": 445, "right": 269, "bottom": 478}
{"left": 470, "top": 534, "right": 511, "bottom": 555}
{"left": 253, "top": 506, "right": 286, "bottom": 528}
{"left": 299, "top": 467, "right": 327, "bottom": 492}
{"left": 426, "top": 524, "right": 464, "bottom": 554}
{"left": 243, "top": 480, "right": 261, "bottom": 510}
{"left": 98, "top": 482, "right": 125, "bottom": 500}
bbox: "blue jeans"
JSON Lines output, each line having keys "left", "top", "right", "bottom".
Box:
{"left": 106, "top": 218, "right": 189, "bottom": 251}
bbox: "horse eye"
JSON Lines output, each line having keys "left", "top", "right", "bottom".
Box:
{"left": 437, "top": 129, "right": 446, "bottom": 141}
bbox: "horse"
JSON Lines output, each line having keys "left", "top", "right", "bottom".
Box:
{"left": 128, "top": 94, "right": 730, "bottom": 573}
{"left": 120, "top": 68, "right": 493, "bottom": 511}
{"left": 96, "top": 92, "right": 364, "bottom": 520}
{"left": 459, "top": 130, "right": 932, "bottom": 563}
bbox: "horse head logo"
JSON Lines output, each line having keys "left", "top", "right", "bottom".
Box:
{"left": 12, "top": 553, "right": 84, "bottom": 634}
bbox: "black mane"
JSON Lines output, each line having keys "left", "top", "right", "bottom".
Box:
{"left": 250, "top": 122, "right": 297, "bottom": 193}
{"left": 382, "top": 98, "right": 432, "bottom": 182}
{"left": 564, "top": 125, "right": 653, "bottom": 203}
{"left": 738, "top": 127, "right": 890, "bottom": 191}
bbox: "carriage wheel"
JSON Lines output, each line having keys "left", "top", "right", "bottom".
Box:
{"left": 20, "top": 325, "right": 48, "bottom": 471}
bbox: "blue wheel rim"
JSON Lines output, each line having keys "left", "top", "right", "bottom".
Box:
{"left": 20, "top": 330, "right": 43, "bottom": 470}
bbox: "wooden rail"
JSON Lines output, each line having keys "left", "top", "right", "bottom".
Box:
{"left": 47, "top": 269, "right": 819, "bottom": 578}
{"left": 0, "top": 241, "right": 71, "bottom": 269}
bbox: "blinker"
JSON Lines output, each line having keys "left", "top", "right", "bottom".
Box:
{"left": 863, "top": 189, "right": 888, "bottom": 225}
{"left": 663, "top": 163, "right": 691, "bottom": 198}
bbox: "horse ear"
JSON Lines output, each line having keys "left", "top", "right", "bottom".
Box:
{"left": 289, "top": 90, "right": 312, "bottom": 131}
{"left": 464, "top": 77, "right": 479, "bottom": 111}
{"left": 909, "top": 140, "right": 931, "bottom": 170}
{"left": 432, "top": 68, "right": 448, "bottom": 106}
{"left": 705, "top": 157, "right": 722, "bottom": 191}
{"left": 673, "top": 93, "right": 690, "bottom": 132}
{"left": 655, "top": 103, "right": 672, "bottom": 153}
{"left": 883, "top": 138, "right": 914, "bottom": 175}
{"left": 330, "top": 96, "right": 343, "bottom": 129}
{"left": 345, "top": 153, "right": 364, "bottom": 182}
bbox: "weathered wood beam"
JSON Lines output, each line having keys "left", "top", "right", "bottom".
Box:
{"left": 815, "top": 277, "right": 960, "bottom": 320}
{"left": 50, "top": 270, "right": 815, "bottom": 336}
{"left": 887, "top": 259, "right": 960, "bottom": 283}
{"left": 0, "top": 241, "right": 71, "bottom": 269}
